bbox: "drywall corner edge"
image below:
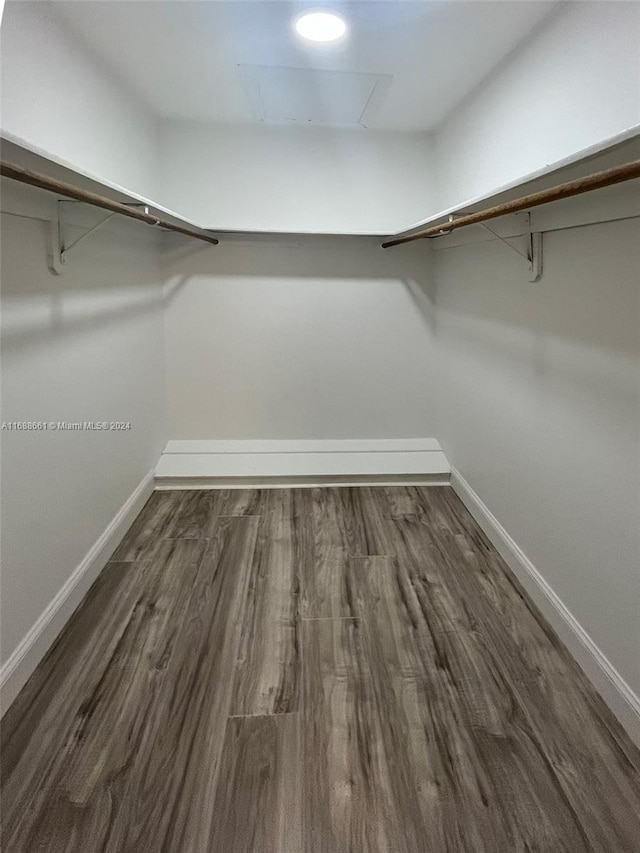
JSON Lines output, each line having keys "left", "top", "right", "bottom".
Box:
{"left": 450, "top": 467, "right": 640, "bottom": 749}
{"left": 0, "top": 469, "right": 156, "bottom": 717}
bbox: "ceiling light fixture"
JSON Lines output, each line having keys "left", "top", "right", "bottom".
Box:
{"left": 295, "top": 11, "right": 347, "bottom": 43}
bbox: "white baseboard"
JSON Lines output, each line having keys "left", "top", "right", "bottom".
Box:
{"left": 450, "top": 467, "right": 640, "bottom": 748}
{"left": 155, "top": 439, "right": 450, "bottom": 487}
{"left": 0, "top": 469, "right": 155, "bottom": 716}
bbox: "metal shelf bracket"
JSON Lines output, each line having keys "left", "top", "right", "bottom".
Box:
{"left": 49, "top": 200, "right": 151, "bottom": 275}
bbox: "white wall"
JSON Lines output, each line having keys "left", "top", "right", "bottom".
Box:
{"left": 434, "top": 1, "right": 640, "bottom": 211}
{"left": 0, "top": 181, "right": 166, "bottom": 673}
{"left": 163, "top": 235, "right": 436, "bottom": 440}
{"left": 0, "top": 1, "right": 158, "bottom": 198}
{"left": 431, "top": 209, "right": 640, "bottom": 701}
{"left": 158, "top": 122, "right": 436, "bottom": 234}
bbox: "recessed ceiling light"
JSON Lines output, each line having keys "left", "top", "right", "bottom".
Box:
{"left": 295, "top": 11, "right": 347, "bottom": 43}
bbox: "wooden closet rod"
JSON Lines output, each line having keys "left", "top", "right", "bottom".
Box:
{"left": 0, "top": 161, "right": 219, "bottom": 245}
{"left": 381, "top": 159, "right": 640, "bottom": 248}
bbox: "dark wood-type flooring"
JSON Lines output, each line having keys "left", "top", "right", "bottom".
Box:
{"left": 2, "top": 486, "right": 640, "bottom": 852}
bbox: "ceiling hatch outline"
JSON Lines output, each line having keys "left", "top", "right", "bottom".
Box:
{"left": 238, "top": 64, "right": 393, "bottom": 128}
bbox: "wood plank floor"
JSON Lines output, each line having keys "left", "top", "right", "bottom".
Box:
{"left": 2, "top": 486, "right": 640, "bottom": 852}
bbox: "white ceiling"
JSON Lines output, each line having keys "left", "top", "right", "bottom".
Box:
{"left": 52, "top": 0, "right": 559, "bottom": 132}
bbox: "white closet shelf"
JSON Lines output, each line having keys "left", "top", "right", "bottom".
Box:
{"left": 0, "top": 131, "right": 217, "bottom": 240}
{"left": 389, "top": 126, "right": 640, "bottom": 240}
{"left": 2, "top": 126, "right": 639, "bottom": 246}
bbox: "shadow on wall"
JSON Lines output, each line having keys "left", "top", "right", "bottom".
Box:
{"left": 161, "top": 233, "right": 438, "bottom": 344}
{"left": 161, "top": 232, "right": 433, "bottom": 286}
{"left": 161, "top": 233, "right": 439, "bottom": 377}
{"left": 428, "top": 221, "right": 640, "bottom": 461}
{"left": 1, "top": 214, "right": 164, "bottom": 353}
{"left": 1, "top": 212, "right": 437, "bottom": 355}
{"left": 159, "top": 232, "right": 438, "bottom": 441}
{"left": 431, "top": 221, "right": 640, "bottom": 358}
{"left": 403, "top": 273, "right": 436, "bottom": 337}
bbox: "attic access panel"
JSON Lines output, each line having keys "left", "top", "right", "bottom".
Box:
{"left": 239, "top": 64, "right": 392, "bottom": 127}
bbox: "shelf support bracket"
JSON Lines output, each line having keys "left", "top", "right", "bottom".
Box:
{"left": 49, "top": 200, "right": 151, "bottom": 275}
{"left": 478, "top": 212, "right": 542, "bottom": 281}
{"left": 526, "top": 230, "right": 543, "bottom": 282}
